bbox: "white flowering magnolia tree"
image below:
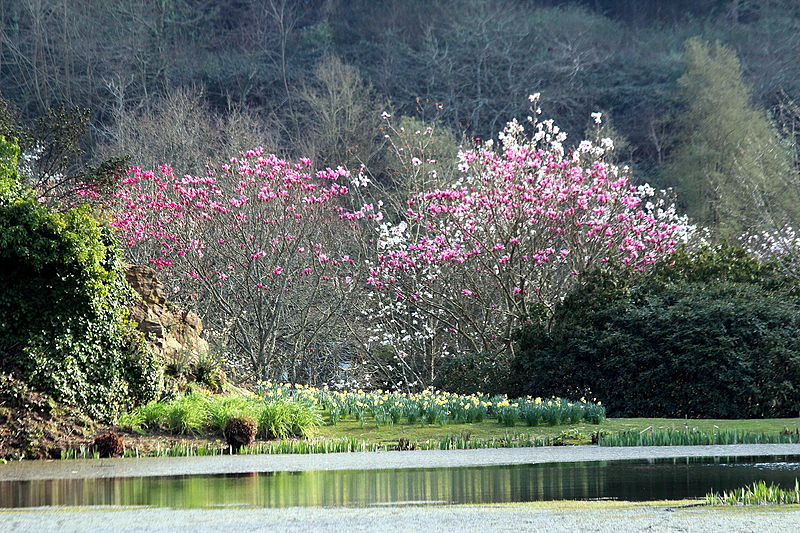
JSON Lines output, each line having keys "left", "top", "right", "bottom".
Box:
{"left": 361, "top": 96, "right": 693, "bottom": 386}
{"left": 743, "top": 223, "right": 800, "bottom": 281}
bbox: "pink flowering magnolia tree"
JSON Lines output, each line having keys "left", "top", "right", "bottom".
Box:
{"left": 364, "top": 99, "right": 692, "bottom": 385}
{"left": 110, "top": 149, "right": 379, "bottom": 382}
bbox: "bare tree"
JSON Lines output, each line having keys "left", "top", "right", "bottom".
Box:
{"left": 296, "top": 55, "right": 388, "bottom": 172}
{"left": 98, "top": 86, "right": 277, "bottom": 176}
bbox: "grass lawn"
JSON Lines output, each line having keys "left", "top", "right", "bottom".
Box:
{"left": 313, "top": 416, "right": 800, "bottom": 446}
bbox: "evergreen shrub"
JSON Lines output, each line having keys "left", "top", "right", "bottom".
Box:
{"left": 512, "top": 246, "right": 800, "bottom": 418}
{"left": 432, "top": 351, "right": 510, "bottom": 396}
{"left": 0, "top": 137, "right": 161, "bottom": 420}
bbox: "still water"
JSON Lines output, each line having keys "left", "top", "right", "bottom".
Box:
{"left": 2, "top": 456, "right": 799, "bottom": 509}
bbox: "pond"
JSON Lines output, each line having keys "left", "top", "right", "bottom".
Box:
{"left": 2, "top": 455, "right": 799, "bottom": 508}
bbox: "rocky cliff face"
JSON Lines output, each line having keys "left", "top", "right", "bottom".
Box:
{"left": 124, "top": 264, "right": 209, "bottom": 361}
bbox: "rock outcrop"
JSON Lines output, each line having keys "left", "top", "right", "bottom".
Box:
{"left": 124, "top": 264, "right": 209, "bottom": 361}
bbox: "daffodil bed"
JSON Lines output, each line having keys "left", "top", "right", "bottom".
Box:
{"left": 257, "top": 382, "right": 606, "bottom": 428}
{"left": 115, "top": 384, "right": 605, "bottom": 450}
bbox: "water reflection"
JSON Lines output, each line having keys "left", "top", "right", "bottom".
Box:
{"left": 2, "top": 456, "right": 799, "bottom": 509}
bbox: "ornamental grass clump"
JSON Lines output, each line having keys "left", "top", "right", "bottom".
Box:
{"left": 207, "top": 395, "right": 258, "bottom": 435}
{"left": 257, "top": 399, "right": 321, "bottom": 440}
{"left": 161, "top": 393, "right": 209, "bottom": 435}
{"left": 119, "top": 392, "right": 320, "bottom": 439}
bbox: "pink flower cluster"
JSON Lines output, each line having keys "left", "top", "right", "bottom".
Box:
{"left": 109, "top": 149, "right": 359, "bottom": 293}
{"left": 374, "top": 153, "right": 676, "bottom": 278}
{"left": 105, "top": 102, "right": 688, "bottom": 373}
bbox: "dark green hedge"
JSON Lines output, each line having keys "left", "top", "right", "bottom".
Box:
{"left": 512, "top": 247, "right": 800, "bottom": 418}
{"left": 0, "top": 137, "right": 161, "bottom": 420}
{"left": 432, "top": 351, "right": 509, "bottom": 396}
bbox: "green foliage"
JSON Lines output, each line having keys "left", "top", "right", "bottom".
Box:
{"left": 123, "top": 393, "right": 321, "bottom": 440}
{"left": 302, "top": 19, "right": 333, "bottom": 54}
{"left": 432, "top": 352, "right": 509, "bottom": 396}
{"left": 162, "top": 350, "right": 226, "bottom": 395}
{"left": 707, "top": 480, "right": 800, "bottom": 505}
{"left": 0, "top": 97, "right": 27, "bottom": 148}
{"left": 600, "top": 428, "right": 800, "bottom": 447}
{"left": 191, "top": 358, "right": 226, "bottom": 393}
{"left": 662, "top": 38, "right": 797, "bottom": 236}
{"left": 654, "top": 242, "right": 798, "bottom": 295}
{"left": 207, "top": 395, "right": 254, "bottom": 434}
{"left": 163, "top": 394, "right": 208, "bottom": 435}
{"left": 0, "top": 136, "right": 24, "bottom": 201}
{"left": 655, "top": 243, "right": 767, "bottom": 283}
{"left": 0, "top": 136, "right": 161, "bottom": 420}
{"left": 512, "top": 248, "right": 800, "bottom": 418}
{"left": 258, "top": 399, "right": 321, "bottom": 440}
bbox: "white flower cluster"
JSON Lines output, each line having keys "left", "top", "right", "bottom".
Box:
{"left": 376, "top": 220, "right": 408, "bottom": 250}
{"left": 744, "top": 225, "right": 800, "bottom": 260}
{"left": 17, "top": 141, "right": 45, "bottom": 179}
{"left": 17, "top": 142, "right": 66, "bottom": 197}
{"left": 636, "top": 186, "right": 698, "bottom": 245}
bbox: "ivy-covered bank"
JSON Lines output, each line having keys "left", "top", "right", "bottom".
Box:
{"left": 0, "top": 136, "right": 162, "bottom": 457}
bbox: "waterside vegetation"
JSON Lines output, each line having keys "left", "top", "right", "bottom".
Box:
{"left": 84, "top": 387, "right": 798, "bottom": 460}
{"left": 707, "top": 480, "right": 800, "bottom": 505}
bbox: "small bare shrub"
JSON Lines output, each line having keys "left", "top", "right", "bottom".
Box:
{"left": 94, "top": 432, "right": 124, "bottom": 458}
{"left": 224, "top": 416, "right": 257, "bottom": 450}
